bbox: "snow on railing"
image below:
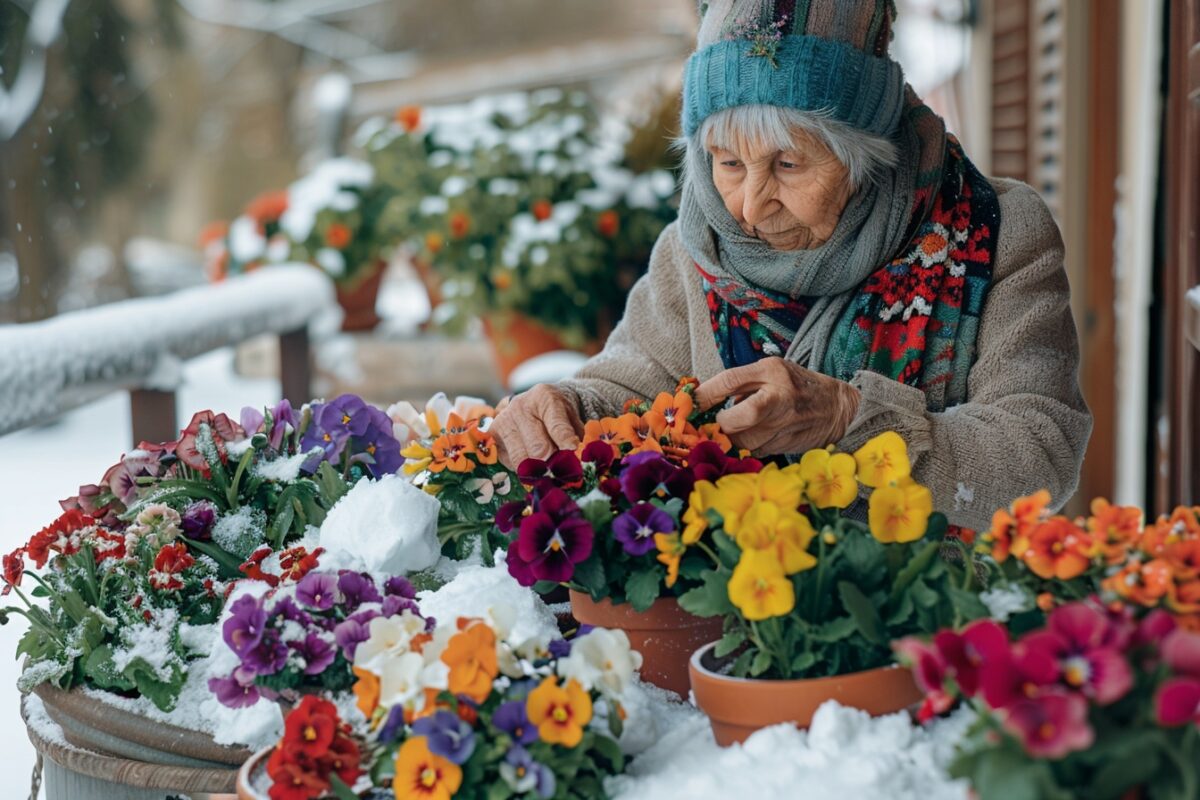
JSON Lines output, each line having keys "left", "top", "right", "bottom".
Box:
{"left": 0, "top": 264, "right": 338, "bottom": 442}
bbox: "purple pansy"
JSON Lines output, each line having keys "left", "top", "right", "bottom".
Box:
{"left": 687, "top": 440, "right": 762, "bottom": 482}
{"left": 333, "top": 613, "right": 377, "bottom": 659}
{"left": 510, "top": 488, "right": 594, "bottom": 585}
{"left": 180, "top": 501, "right": 216, "bottom": 541}
{"left": 580, "top": 440, "right": 615, "bottom": 475}
{"left": 517, "top": 451, "right": 584, "bottom": 494}
{"left": 493, "top": 700, "right": 538, "bottom": 745}
{"left": 613, "top": 503, "right": 676, "bottom": 556}
{"left": 208, "top": 668, "right": 261, "bottom": 709}
{"left": 241, "top": 630, "right": 289, "bottom": 675}
{"left": 382, "top": 595, "right": 420, "bottom": 618}
{"left": 337, "top": 571, "right": 382, "bottom": 609}
{"left": 291, "top": 632, "right": 337, "bottom": 675}
{"left": 270, "top": 595, "right": 312, "bottom": 626}
{"left": 411, "top": 710, "right": 476, "bottom": 765}
{"left": 378, "top": 705, "right": 407, "bottom": 743}
{"left": 496, "top": 500, "right": 530, "bottom": 534}
{"left": 501, "top": 746, "right": 556, "bottom": 798}
{"left": 295, "top": 572, "right": 339, "bottom": 611}
{"left": 222, "top": 594, "right": 268, "bottom": 658}
{"left": 619, "top": 452, "right": 694, "bottom": 504}
{"left": 384, "top": 575, "right": 416, "bottom": 599}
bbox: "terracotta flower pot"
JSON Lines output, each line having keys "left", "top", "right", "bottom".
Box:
{"left": 569, "top": 589, "right": 723, "bottom": 698}
{"left": 335, "top": 259, "right": 386, "bottom": 332}
{"left": 236, "top": 747, "right": 271, "bottom": 800}
{"left": 482, "top": 312, "right": 571, "bottom": 387}
{"left": 689, "top": 641, "right": 925, "bottom": 747}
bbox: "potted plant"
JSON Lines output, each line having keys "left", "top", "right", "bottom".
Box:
{"left": 236, "top": 610, "right": 633, "bottom": 799}
{"left": 392, "top": 393, "right": 525, "bottom": 566}
{"left": 897, "top": 601, "right": 1200, "bottom": 799}
{"left": 677, "top": 432, "right": 990, "bottom": 745}
{"left": 498, "top": 379, "right": 760, "bottom": 697}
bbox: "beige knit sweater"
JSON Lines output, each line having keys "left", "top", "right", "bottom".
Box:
{"left": 559, "top": 178, "right": 1093, "bottom": 532}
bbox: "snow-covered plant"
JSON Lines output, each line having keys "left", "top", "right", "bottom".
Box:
{"left": 363, "top": 90, "right": 678, "bottom": 348}
{"left": 265, "top": 610, "right": 633, "bottom": 799}
{"left": 1, "top": 507, "right": 223, "bottom": 710}
{"left": 394, "top": 393, "right": 525, "bottom": 565}
{"left": 203, "top": 157, "right": 389, "bottom": 287}
{"left": 207, "top": 570, "right": 426, "bottom": 709}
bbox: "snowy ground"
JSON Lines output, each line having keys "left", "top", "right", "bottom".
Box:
{"left": 0, "top": 348, "right": 280, "bottom": 793}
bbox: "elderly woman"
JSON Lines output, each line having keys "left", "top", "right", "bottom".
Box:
{"left": 492, "top": 0, "right": 1092, "bottom": 531}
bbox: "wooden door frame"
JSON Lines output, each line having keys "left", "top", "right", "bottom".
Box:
{"left": 1157, "top": 0, "right": 1200, "bottom": 510}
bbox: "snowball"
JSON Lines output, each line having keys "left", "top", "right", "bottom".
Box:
{"left": 417, "top": 557, "right": 558, "bottom": 646}
{"left": 318, "top": 474, "right": 440, "bottom": 576}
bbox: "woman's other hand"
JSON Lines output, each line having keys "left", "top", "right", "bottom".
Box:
{"left": 492, "top": 384, "right": 584, "bottom": 469}
{"left": 693, "top": 358, "right": 861, "bottom": 455}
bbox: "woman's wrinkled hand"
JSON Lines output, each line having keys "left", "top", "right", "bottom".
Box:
{"left": 693, "top": 357, "right": 861, "bottom": 456}
{"left": 491, "top": 383, "right": 584, "bottom": 469}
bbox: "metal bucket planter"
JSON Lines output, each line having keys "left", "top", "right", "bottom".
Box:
{"left": 25, "top": 683, "right": 255, "bottom": 800}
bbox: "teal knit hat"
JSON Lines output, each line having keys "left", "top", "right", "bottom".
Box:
{"left": 682, "top": 0, "right": 906, "bottom": 139}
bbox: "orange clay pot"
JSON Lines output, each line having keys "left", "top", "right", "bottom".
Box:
{"left": 569, "top": 590, "right": 723, "bottom": 698}
{"left": 482, "top": 312, "right": 571, "bottom": 387}
{"left": 689, "top": 641, "right": 924, "bottom": 747}
{"left": 236, "top": 747, "right": 270, "bottom": 799}
{"left": 335, "top": 258, "right": 386, "bottom": 332}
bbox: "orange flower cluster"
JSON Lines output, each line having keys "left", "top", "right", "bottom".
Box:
{"left": 402, "top": 412, "right": 498, "bottom": 475}
{"left": 1102, "top": 505, "right": 1200, "bottom": 630}
{"left": 985, "top": 492, "right": 1200, "bottom": 629}
{"left": 578, "top": 382, "right": 730, "bottom": 465}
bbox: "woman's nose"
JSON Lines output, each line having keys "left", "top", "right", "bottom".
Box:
{"left": 741, "top": 177, "right": 777, "bottom": 227}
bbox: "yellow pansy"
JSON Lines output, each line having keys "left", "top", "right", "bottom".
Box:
{"left": 868, "top": 478, "right": 934, "bottom": 543}
{"left": 401, "top": 442, "right": 433, "bottom": 475}
{"left": 710, "top": 468, "right": 805, "bottom": 535}
{"left": 797, "top": 448, "right": 859, "bottom": 509}
{"left": 682, "top": 480, "right": 719, "bottom": 544}
{"left": 853, "top": 431, "right": 911, "bottom": 488}
{"left": 734, "top": 502, "right": 817, "bottom": 575}
{"left": 727, "top": 549, "right": 795, "bottom": 620}
{"left": 654, "top": 532, "right": 686, "bottom": 587}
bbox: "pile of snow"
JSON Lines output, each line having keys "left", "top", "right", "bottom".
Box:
{"left": 608, "top": 702, "right": 973, "bottom": 800}
{"left": 417, "top": 554, "right": 559, "bottom": 646}
{"left": 318, "top": 474, "right": 441, "bottom": 575}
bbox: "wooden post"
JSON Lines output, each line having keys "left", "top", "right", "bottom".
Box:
{"left": 279, "top": 327, "right": 311, "bottom": 405}
{"left": 130, "top": 389, "right": 178, "bottom": 447}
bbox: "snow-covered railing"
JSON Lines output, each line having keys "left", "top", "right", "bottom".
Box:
{"left": 0, "top": 264, "right": 337, "bottom": 444}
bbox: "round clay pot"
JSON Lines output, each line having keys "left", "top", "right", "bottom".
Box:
{"left": 482, "top": 312, "right": 570, "bottom": 387}
{"left": 236, "top": 747, "right": 271, "bottom": 800}
{"left": 335, "top": 259, "right": 386, "bottom": 332}
{"left": 568, "top": 589, "right": 723, "bottom": 698}
{"left": 689, "top": 641, "right": 924, "bottom": 746}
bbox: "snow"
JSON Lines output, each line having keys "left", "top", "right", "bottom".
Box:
{"left": 212, "top": 506, "right": 268, "bottom": 559}
{"left": 980, "top": 584, "right": 1033, "bottom": 622}
{"left": 416, "top": 555, "right": 559, "bottom": 646}
{"left": 608, "top": 702, "right": 973, "bottom": 800}
{"left": 507, "top": 350, "right": 588, "bottom": 392}
{"left": 279, "top": 157, "right": 374, "bottom": 242}
{"left": 318, "top": 474, "right": 441, "bottom": 576}
{"left": 111, "top": 606, "right": 180, "bottom": 681}
{"left": 253, "top": 450, "right": 314, "bottom": 482}
{"left": 21, "top": 693, "right": 69, "bottom": 749}
{"left": 311, "top": 73, "right": 352, "bottom": 114}
{"left": 228, "top": 215, "right": 267, "bottom": 263}
{"left": 0, "top": 265, "right": 337, "bottom": 436}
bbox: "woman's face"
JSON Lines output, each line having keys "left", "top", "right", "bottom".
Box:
{"left": 708, "top": 127, "right": 854, "bottom": 251}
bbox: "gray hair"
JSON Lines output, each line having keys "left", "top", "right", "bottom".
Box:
{"left": 680, "top": 104, "right": 899, "bottom": 191}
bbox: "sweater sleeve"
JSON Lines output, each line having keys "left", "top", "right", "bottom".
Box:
{"left": 557, "top": 223, "right": 695, "bottom": 418}
{"left": 835, "top": 181, "right": 1093, "bottom": 531}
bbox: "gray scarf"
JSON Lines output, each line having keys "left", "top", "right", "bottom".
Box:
{"left": 678, "top": 120, "right": 921, "bottom": 371}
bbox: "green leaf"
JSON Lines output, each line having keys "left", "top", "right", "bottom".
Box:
{"left": 607, "top": 702, "right": 625, "bottom": 739}
{"left": 624, "top": 569, "right": 662, "bottom": 612}
{"left": 570, "top": 556, "right": 607, "bottom": 598}
{"left": 948, "top": 586, "right": 991, "bottom": 622}
{"left": 677, "top": 569, "right": 734, "bottom": 618}
{"left": 925, "top": 512, "right": 949, "bottom": 542}
{"left": 590, "top": 732, "right": 625, "bottom": 771}
{"left": 714, "top": 630, "right": 746, "bottom": 658}
{"left": 790, "top": 651, "right": 817, "bottom": 673}
{"left": 909, "top": 578, "right": 940, "bottom": 608}
{"left": 730, "top": 649, "right": 754, "bottom": 677}
{"left": 885, "top": 590, "right": 915, "bottom": 626}
{"left": 329, "top": 775, "right": 361, "bottom": 800}
{"left": 82, "top": 645, "right": 135, "bottom": 691}
{"left": 810, "top": 615, "right": 858, "bottom": 642}
{"left": 837, "top": 581, "right": 886, "bottom": 645}
{"left": 485, "top": 779, "right": 514, "bottom": 800}
{"left": 712, "top": 530, "right": 742, "bottom": 568}
{"left": 889, "top": 540, "right": 941, "bottom": 601}
{"left": 749, "top": 649, "right": 773, "bottom": 677}
{"left": 315, "top": 462, "right": 350, "bottom": 506}
{"left": 838, "top": 531, "right": 886, "bottom": 584}
{"left": 184, "top": 538, "right": 245, "bottom": 580}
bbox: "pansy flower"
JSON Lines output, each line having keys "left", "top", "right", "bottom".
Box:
{"left": 618, "top": 452, "right": 694, "bottom": 504}
{"left": 612, "top": 503, "right": 676, "bottom": 557}
{"left": 517, "top": 451, "right": 583, "bottom": 493}
{"left": 526, "top": 676, "right": 592, "bottom": 747}
{"left": 512, "top": 489, "right": 594, "bottom": 585}
{"left": 1021, "top": 603, "right": 1134, "bottom": 704}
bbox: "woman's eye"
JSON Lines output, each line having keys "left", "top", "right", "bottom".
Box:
{"left": 778, "top": 160, "right": 798, "bottom": 169}
{"left": 721, "top": 160, "right": 742, "bottom": 168}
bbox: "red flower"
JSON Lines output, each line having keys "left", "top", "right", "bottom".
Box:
{"left": 176, "top": 411, "right": 246, "bottom": 472}
{"left": 324, "top": 222, "right": 352, "bottom": 249}
{"left": 1000, "top": 688, "right": 1095, "bottom": 759}
{"left": 978, "top": 640, "right": 1060, "bottom": 709}
{"left": 932, "top": 618, "right": 1010, "bottom": 698}
{"left": 27, "top": 509, "right": 94, "bottom": 568}
{"left": 1021, "top": 602, "right": 1134, "bottom": 705}
{"left": 266, "top": 746, "right": 330, "bottom": 800}
{"left": 597, "top": 209, "right": 620, "bottom": 238}
{"left": 244, "top": 190, "right": 289, "bottom": 227}
{"left": 279, "top": 546, "right": 324, "bottom": 582}
{"left": 532, "top": 199, "right": 553, "bottom": 221}
{"left": 91, "top": 530, "right": 127, "bottom": 563}
{"left": 240, "top": 546, "right": 281, "bottom": 587}
{"left": 283, "top": 696, "right": 339, "bottom": 759}
{"left": 449, "top": 211, "right": 471, "bottom": 239}
{"left": 893, "top": 636, "right": 954, "bottom": 722}
{"left": 321, "top": 731, "right": 362, "bottom": 785}
{"left": 149, "top": 542, "right": 195, "bottom": 591}
{"left": 2, "top": 548, "right": 25, "bottom": 596}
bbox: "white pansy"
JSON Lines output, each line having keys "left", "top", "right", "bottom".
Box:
{"left": 353, "top": 611, "right": 426, "bottom": 669}
{"left": 377, "top": 651, "right": 426, "bottom": 708}
{"left": 557, "top": 628, "right": 642, "bottom": 696}
{"left": 387, "top": 400, "right": 430, "bottom": 445}
{"left": 500, "top": 760, "right": 539, "bottom": 793}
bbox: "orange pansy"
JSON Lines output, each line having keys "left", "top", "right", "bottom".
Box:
{"left": 1020, "top": 516, "right": 1093, "bottom": 580}
{"left": 441, "top": 619, "right": 498, "bottom": 704}
{"left": 429, "top": 434, "right": 474, "bottom": 473}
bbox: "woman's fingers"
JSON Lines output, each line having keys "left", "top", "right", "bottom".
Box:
{"left": 693, "top": 362, "right": 772, "bottom": 411}
{"left": 540, "top": 395, "right": 583, "bottom": 451}
{"left": 715, "top": 389, "right": 775, "bottom": 434}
